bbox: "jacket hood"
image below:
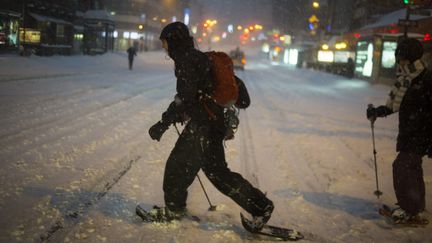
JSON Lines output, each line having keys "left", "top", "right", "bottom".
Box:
{"left": 395, "top": 38, "right": 423, "bottom": 63}
{"left": 160, "top": 22, "right": 194, "bottom": 59}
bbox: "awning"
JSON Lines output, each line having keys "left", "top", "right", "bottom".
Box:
{"left": 29, "top": 12, "right": 72, "bottom": 25}
{"left": 74, "top": 25, "right": 84, "bottom": 32}
{"left": 361, "top": 8, "right": 432, "bottom": 30}
{"left": 0, "top": 10, "right": 21, "bottom": 18}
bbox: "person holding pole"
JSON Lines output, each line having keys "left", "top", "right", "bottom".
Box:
{"left": 145, "top": 22, "right": 274, "bottom": 229}
{"left": 366, "top": 38, "right": 432, "bottom": 224}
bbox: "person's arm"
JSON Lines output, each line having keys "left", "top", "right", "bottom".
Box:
{"left": 235, "top": 76, "right": 250, "bottom": 109}
{"left": 149, "top": 100, "right": 185, "bottom": 141}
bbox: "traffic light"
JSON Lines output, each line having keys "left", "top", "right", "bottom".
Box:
{"left": 404, "top": 0, "right": 432, "bottom": 5}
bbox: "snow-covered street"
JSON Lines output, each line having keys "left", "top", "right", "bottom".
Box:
{"left": 0, "top": 47, "right": 431, "bottom": 242}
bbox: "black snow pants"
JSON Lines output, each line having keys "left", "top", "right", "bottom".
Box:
{"left": 128, "top": 57, "right": 134, "bottom": 70}
{"left": 163, "top": 122, "right": 273, "bottom": 216}
{"left": 393, "top": 152, "right": 425, "bottom": 215}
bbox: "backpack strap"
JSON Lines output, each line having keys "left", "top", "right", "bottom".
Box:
{"left": 203, "top": 102, "right": 217, "bottom": 120}
{"left": 198, "top": 91, "right": 217, "bottom": 120}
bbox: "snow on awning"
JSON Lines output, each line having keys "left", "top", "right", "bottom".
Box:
{"left": 0, "top": 10, "right": 21, "bottom": 18}
{"left": 84, "top": 10, "right": 114, "bottom": 22}
{"left": 361, "top": 8, "right": 432, "bottom": 30}
{"left": 74, "top": 25, "right": 84, "bottom": 32}
{"left": 29, "top": 12, "right": 72, "bottom": 25}
{"left": 113, "top": 14, "right": 141, "bottom": 24}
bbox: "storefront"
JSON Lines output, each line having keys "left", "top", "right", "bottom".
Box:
{"left": 111, "top": 14, "right": 161, "bottom": 52}
{"left": 73, "top": 25, "right": 84, "bottom": 54}
{"left": 354, "top": 33, "right": 423, "bottom": 84}
{"left": 83, "top": 10, "right": 115, "bottom": 55}
{"left": 26, "top": 12, "right": 74, "bottom": 56}
{"left": 0, "top": 10, "right": 21, "bottom": 52}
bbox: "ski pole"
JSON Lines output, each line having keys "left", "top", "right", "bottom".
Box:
{"left": 174, "top": 124, "right": 217, "bottom": 211}
{"left": 368, "top": 104, "right": 383, "bottom": 198}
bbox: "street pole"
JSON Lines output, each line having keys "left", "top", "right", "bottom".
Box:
{"left": 208, "top": 33, "right": 211, "bottom": 51}
{"left": 404, "top": 4, "right": 411, "bottom": 37}
{"left": 21, "top": 0, "right": 26, "bottom": 55}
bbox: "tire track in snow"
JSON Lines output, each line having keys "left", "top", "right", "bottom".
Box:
{"left": 39, "top": 154, "right": 141, "bottom": 242}
{"left": 0, "top": 82, "right": 172, "bottom": 210}
{"left": 237, "top": 65, "right": 348, "bottom": 242}
{"left": 0, "top": 72, "right": 177, "bottom": 241}
{"left": 0, "top": 74, "right": 172, "bottom": 141}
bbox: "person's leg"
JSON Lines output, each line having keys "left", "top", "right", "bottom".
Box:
{"left": 163, "top": 124, "right": 200, "bottom": 212}
{"left": 199, "top": 129, "right": 273, "bottom": 217}
{"left": 393, "top": 152, "right": 425, "bottom": 215}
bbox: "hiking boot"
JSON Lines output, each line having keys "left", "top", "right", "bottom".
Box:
{"left": 391, "top": 208, "right": 429, "bottom": 225}
{"left": 251, "top": 203, "right": 274, "bottom": 231}
{"left": 148, "top": 206, "right": 186, "bottom": 222}
{"left": 391, "top": 207, "right": 406, "bottom": 221}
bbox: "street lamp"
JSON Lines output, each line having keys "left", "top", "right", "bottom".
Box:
{"left": 312, "top": 1, "right": 320, "bottom": 8}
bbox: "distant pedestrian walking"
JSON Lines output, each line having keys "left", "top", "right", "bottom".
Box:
{"left": 127, "top": 46, "right": 137, "bottom": 70}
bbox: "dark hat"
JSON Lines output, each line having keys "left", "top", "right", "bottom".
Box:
{"left": 160, "top": 22, "right": 191, "bottom": 41}
{"left": 395, "top": 38, "right": 424, "bottom": 63}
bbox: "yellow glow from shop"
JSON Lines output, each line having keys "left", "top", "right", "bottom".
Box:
{"left": 212, "top": 35, "right": 221, "bottom": 42}
{"left": 254, "top": 24, "right": 263, "bottom": 30}
{"left": 321, "top": 44, "right": 329, "bottom": 50}
{"left": 318, "top": 50, "right": 334, "bottom": 62}
{"left": 335, "top": 42, "right": 347, "bottom": 50}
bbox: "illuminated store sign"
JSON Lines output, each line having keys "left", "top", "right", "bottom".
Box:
{"left": 381, "top": 41, "right": 397, "bottom": 69}
{"left": 19, "top": 28, "right": 41, "bottom": 44}
{"left": 355, "top": 41, "right": 373, "bottom": 77}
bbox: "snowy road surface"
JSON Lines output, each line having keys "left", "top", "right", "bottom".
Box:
{"left": 0, "top": 47, "right": 431, "bottom": 242}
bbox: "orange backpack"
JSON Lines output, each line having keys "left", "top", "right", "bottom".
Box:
{"left": 205, "top": 51, "right": 239, "bottom": 108}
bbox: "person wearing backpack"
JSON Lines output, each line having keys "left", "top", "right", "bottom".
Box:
{"left": 146, "top": 21, "right": 273, "bottom": 229}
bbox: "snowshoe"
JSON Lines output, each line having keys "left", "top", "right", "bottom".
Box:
{"left": 379, "top": 204, "right": 429, "bottom": 227}
{"left": 240, "top": 213, "right": 304, "bottom": 241}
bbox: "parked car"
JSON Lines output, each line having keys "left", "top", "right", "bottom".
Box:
{"left": 229, "top": 47, "right": 246, "bottom": 70}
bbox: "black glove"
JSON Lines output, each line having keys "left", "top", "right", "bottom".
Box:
{"left": 366, "top": 104, "right": 377, "bottom": 122}
{"left": 149, "top": 121, "right": 169, "bottom": 141}
{"left": 367, "top": 104, "right": 393, "bottom": 122}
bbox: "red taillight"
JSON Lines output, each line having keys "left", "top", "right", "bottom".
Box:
{"left": 424, "top": 33, "right": 431, "bottom": 41}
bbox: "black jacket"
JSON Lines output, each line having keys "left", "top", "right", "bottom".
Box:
{"left": 127, "top": 47, "right": 137, "bottom": 59}
{"left": 396, "top": 69, "right": 432, "bottom": 156}
{"left": 161, "top": 47, "right": 223, "bottom": 127}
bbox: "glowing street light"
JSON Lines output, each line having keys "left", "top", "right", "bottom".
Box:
{"left": 313, "top": 1, "right": 320, "bottom": 8}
